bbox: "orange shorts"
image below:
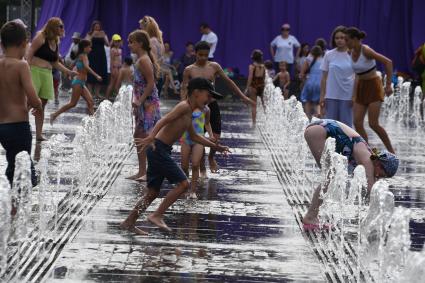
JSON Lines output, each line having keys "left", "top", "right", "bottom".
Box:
{"left": 354, "top": 76, "right": 385, "bottom": 105}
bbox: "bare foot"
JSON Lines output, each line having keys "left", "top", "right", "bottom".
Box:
{"left": 147, "top": 213, "right": 172, "bottom": 232}
{"left": 126, "top": 173, "right": 143, "bottom": 180}
{"left": 120, "top": 222, "right": 148, "bottom": 235}
{"left": 200, "top": 171, "right": 207, "bottom": 180}
{"left": 36, "top": 136, "right": 47, "bottom": 142}
{"left": 188, "top": 192, "right": 197, "bottom": 200}
{"left": 135, "top": 175, "right": 147, "bottom": 182}
{"left": 50, "top": 113, "right": 57, "bottom": 126}
{"left": 209, "top": 157, "right": 219, "bottom": 173}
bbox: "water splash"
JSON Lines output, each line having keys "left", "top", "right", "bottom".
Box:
{"left": 0, "top": 176, "right": 11, "bottom": 276}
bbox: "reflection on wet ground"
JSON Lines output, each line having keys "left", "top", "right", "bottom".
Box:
{"left": 1, "top": 91, "right": 424, "bottom": 281}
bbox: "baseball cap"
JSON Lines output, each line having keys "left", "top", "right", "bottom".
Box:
{"left": 187, "top": 77, "right": 223, "bottom": 99}
{"left": 372, "top": 149, "right": 399, "bottom": 177}
{"left": 112, "top": 34, "right": 122, "bottom": 41}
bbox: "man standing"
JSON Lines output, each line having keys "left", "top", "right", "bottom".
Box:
{"left": 200, "top": 23, "right": 218, "bottom": 60}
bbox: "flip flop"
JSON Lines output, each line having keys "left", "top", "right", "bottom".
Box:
{"left": 303, "top": 222, "right": 333, "bottom": 231}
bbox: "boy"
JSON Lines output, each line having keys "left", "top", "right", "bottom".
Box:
{"left": 120, "top": 78, "right": 230, "bottom": 235}
{"left": 115, "top": 56, "right": 134, "bottom": 92}
{"left": 181, "top": 41, "right": 255, "bottom": 173}
{"left": 0, "top": 21, "right": 42, "bottom": 186}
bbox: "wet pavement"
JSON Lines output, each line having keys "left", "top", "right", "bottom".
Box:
{"left": 1, "top": 89, "right": 424, "bottom": 282}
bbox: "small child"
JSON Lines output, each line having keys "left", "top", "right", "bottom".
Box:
{"left": 246, "top": 49, "right": 266, "bottom": 125}
{"left": 50, "top": 40, "right": 102, "bottom": 123}
{"left": 180, "top": 105, "right": 215, "bottom": 199}
{"left": 0, "top": 21, "right": 42, "bottom": 186}
{"left": 115, "top": 56, "right": 134, "bottom": 91}
{"left": 120, "top": 77, "right": 229, "bottom": 235}
{"left": 273, "top": 61, "right": 290, "bottom": 99}
{"left": 264, "top": 60, "right": 275, "bottom": 79}
{"left": 105, "top": 34, "right": 122, "bottom": 100}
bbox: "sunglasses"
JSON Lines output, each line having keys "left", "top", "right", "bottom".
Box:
{"left": 281, "top": 28, "right": 290, "bottom": 31}
{"left": 58, "top": 24, "right": 64, "bottom": 29}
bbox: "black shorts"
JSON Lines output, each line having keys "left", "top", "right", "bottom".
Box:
{"left": 208, "top": 100, "right": 221, "bottom": 135}
{"left": 0, "top": 121, "right": 36, "bottom": 187}
{"left": 146, "top": 139, "right": 187, "bottom": 190}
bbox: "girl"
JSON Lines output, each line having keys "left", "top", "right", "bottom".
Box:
{"left": 27, "top": 17, "right": 76, "bottom": 141}
{"left": 126, "top": 30, "right": 161, "bottom": 182}
{"left": 180, "top": 106, "right": 214, "bottom": 199}
{"left": 105, "top": 34, "right": 123, "bottom": 100}
{"left": 115, "top": 57, "right": 134, "bottom": 92}
{"left": 345, "top": 27, "right": 395, "bottom": 153}
{"left": 319, "top": 26, "right": 354, "bottom": 126}
{"left": 273, "top": 61, "right": 290, "bottom": 99}
{"left": 300, "top": 46, "right": 324, "bottom": 120}
{"left": 302, "top": 119, "right": 399, "bottom": 229}
{"left": 296, "top": 43, "right": 310, "bottom": 75}
{"left": 162, "top": 41, "right": 178, "bottom": 97}
{"left": 246, "top": 49, "right": 266, "bottom": 125}
{"left": 50, "top": 40, "right": 102, "bottom": 124}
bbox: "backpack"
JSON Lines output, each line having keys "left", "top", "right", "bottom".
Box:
{"left": 412, "top": 44, "right": 425, "bottom": 76}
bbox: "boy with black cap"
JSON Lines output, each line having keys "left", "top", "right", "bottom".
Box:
{"left": 121, "top": 77, "right": 230, "bottom": 235}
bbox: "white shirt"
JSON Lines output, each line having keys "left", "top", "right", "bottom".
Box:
{"left": 201, "top": 31, "right": 218, "bottom": 58}
{"left": 320, "top": 48, "right": 354, "bottom": 100}
{"left": 271, "top": 35, "right": 300, "bottom": 64}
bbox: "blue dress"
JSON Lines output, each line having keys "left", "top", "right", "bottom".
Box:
{"left": 301, "top": 57, "right": 323, "bottom": 103}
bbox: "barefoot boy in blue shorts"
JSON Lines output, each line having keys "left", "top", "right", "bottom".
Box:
{"left": 121, "top": 77, "right": 229, "bottom": 235}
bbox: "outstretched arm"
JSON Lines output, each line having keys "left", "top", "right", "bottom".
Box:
{"left": 188, "top": 123, "right": 229, "bottom": 153}
{"left": 215, "top": 64, "right": 256, "bottom": 106}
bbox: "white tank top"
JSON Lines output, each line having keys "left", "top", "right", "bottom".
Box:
{"left": 351, "top": 45, "right": 376, "bottom": 75}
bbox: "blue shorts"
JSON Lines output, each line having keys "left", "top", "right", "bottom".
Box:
{"left": 71, "top": 78, "right": 85, "bottom": 88}
{"left": 308, "top": 119, "right": 368, "bottom": 172}
{"left": 146, "top": 139, "right": 187, "bottom": 190}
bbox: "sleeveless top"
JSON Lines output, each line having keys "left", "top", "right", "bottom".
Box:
{"left": 351, "top": 45, "right": 376, "bottom": 75}
{"left": 181, "top": 107, "right": 207, "bottom": 145}
{"left": 34, "top": 39, "right": 59, "bottom": 62}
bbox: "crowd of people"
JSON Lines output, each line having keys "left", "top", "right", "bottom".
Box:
{"left": 2, "top": 13, "right": 421, "bottom": 233}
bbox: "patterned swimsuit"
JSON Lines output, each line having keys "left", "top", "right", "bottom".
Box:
{"left": 181, "top": 107, "right": 207, "bottom": 145}
{"left": 133, "top": 65, "right": 161, "bottom": 132}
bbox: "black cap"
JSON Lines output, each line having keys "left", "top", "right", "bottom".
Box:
{"left": 187, "top": 77, "right": 223, "bottom": 99}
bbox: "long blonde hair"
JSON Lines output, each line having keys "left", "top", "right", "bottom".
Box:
{"left": 128, "top": 30, "right": 160, "bottom": 80}
{"left": 40, "top": 17, "right": 62, "bottom": 43}
{"left": 139, "top": 16, "right": 163, "bottom": 44}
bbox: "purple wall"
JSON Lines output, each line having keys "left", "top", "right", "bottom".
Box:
{"left": 37, "top": 0, "right": 425, "bottom": 75}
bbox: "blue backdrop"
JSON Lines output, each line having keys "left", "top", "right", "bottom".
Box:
{"left": 37, "top": 0, "right": 425, "bottom": 75}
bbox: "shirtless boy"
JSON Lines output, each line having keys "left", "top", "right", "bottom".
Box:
{"left": 181, "top": 41, "right": 255, "bottom": 173}
{"left": 120, "top": 77, "right": 230, "bottom": 235}
{"left": 0, "top": 21, "right": 42, "bottom": 186}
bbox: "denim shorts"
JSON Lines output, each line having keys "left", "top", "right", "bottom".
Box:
{"left": 146, "top": 139, "right": 187, "bottom": 190}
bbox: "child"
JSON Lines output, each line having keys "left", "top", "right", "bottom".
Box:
{"left": 302, "top": 119, "right": 399, "bottom": 230}
{"left": 180, "top": 105, "right": 215, "bottom": 199}
{"left": 300, "top": 45, "right": 324, "bottom": 120}
{"left": 50, "top": 40, "right": 102, "bottom": 124}
{"left": 120, "top": 77, "right": 229, "bottom": 234}
{"left": 115, "top": 56, "right": 134, "bottom": 91}
{"left": 126, "top": 30, "right": 161, "bottom": 182}
{"left": 273, "top": 61, "right": 290, "bottom": 99}
{"left": 181, "top": 41, "right": 255, "bottom": 174}
{"left": 264, "top": 60, "right": 275, "bottom": 79}
{"left": 245, "top": 49, "right": 266, "bottom": 125}
{"left": 0, "top": 21, "right": 42, "bottom": 186}
{"left": 105, "top": 34, "right": 122, "bottom": 100}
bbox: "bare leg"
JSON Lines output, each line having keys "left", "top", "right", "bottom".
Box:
{"left": 148, "top": 180, "right": 189, "bottom": 231}
{"left": 35, "top": 98, "right": 48, "bottom": 141}
{"left": 50, "top": 85, "right": 82, "bottom": 124}
{"left": 353, "top": 102, "right": 369, "bottom": 142}
{"left": 120, "top": 188, "right": 159, "bottom": 235}
{"left": 127, "top": 128, "right": 148, "bottom": 180}
{"left": 105, "top": 71, "right": 117, "bottom": 100}
{"left": 249, "top": 87, "right": 258, "bottom": 125}
{"left": 304, "top": 102, "right": 313, "bottom": 120}
{"left": 189, "top": 144, "right": 204, "bottom": 199}
{"left": 81, "top": 86, "right": 95, "bottom": 115}
{"left": 260, "top": 95, "right": 266, "bottom": 111}
{"left": 94, "top": 84, "right": 102, "bottom": 99}
{"left": 367, "top": 101, "right": 395, "bottom": 153}
{"left": 208, "top": 133, "right": 220, "bottom": 173}
{"left": 199, "top": 148, "right": 207, "bottom": 178}
{"left": 302, "top": 125, "right": 328, "bottom": 224}
{"left": 180, "top": 142, "right": 191, "bottom": 177}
